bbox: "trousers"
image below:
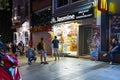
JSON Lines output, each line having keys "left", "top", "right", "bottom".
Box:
{"left": 110, "top": 49, "right": 120, "bottom": 62}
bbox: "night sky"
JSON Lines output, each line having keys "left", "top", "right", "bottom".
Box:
{"left": 0, "top": 0, "right": 13, "bottom": 43}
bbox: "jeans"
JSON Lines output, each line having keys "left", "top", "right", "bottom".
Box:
{"left": 110, "top": 50, "right": 120, "bottom": 62}
{"left": 28, "top": 56, "right": 36, "bottom": 64}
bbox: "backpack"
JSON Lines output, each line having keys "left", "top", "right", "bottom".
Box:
{"left": 37, "top": 42, "right": 43, "bottom": 50}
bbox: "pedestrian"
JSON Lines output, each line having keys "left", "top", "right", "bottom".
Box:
{"left": 11, "top": 42, "right": 18, "bottom": 57}
{"left": 18, "top": 41, "right": 24, "bottom": 55}
{"left": 0, "top": 41, "right": 3, "bottom": 65}
{"left": 109, "top": 38, "right": 120, "bottom": 64}
{"left": 110, "top": 38, "right": 119, "bottom": 51}
{"left": 103, "top": 38, "right": 118, "bottom": 57}
{"left": 52, "top": 36, "right": 59, "bottom": 61}
{"left": 37, "top": 37, "right": 48, "bottom": 64}
{"left": 26, "top": 45, "right": 36, "bottom": 65}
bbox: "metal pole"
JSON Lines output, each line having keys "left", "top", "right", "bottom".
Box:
{"left": 28, "top": 0, "right": 32, "bottom": 42}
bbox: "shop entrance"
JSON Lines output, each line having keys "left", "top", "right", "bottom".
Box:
{"left": 52, "top": 22, "right": 79, "bottom": 57}
{"left": 79, "top": 26, "right": 92, "bottom": 57}
{"left": 83, "top": 27, "right": 92, "bottom": 55}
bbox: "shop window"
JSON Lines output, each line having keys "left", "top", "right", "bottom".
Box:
{"left": 57, "top": 0, "right": 68, "bottom": 8}
{"left": 52, "top": 22, "right": 79, "bottom": 56}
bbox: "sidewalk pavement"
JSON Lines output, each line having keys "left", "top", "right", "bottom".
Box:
{"left": 7, "top": 51, "right": 55, "bottom": 67}
{"left": 18, "top": 54, "right": 54, "bottom": 66}
{"left": 20, "top": 57, "right": 120, "bottom": 80}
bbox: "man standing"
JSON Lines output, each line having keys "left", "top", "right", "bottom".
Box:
{"left": 37, "top": 37, "right": 48, "bottom": 64}
{"left": 52, "top": 36, "right": 59, "bottom": 61}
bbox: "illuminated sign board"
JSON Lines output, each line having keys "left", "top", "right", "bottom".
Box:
{"left": 98, "top": 0, "right": 108, "bottom": 12}
{"left": 57, "top": 15, "right": 75, "bottom": 22}
{"left": 76, "top": 8, "right": 93, "bottom": 19}
{"left": 51, "top": 8, "right": 93, "bottom": 23}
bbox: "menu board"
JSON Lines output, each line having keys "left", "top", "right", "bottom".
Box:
{"left": 111, "top": 15, "right": 120, "bottom": 33}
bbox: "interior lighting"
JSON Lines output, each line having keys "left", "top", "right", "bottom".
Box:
{"left": 14, "top": 16, "right": 17, "bottom": 20}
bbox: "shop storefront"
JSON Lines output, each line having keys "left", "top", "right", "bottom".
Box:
{"left": 51, "top": 7, "right": 101, "bottom": 57}
{"left": 52, "top": 22, "right": 79, "bottom": 56}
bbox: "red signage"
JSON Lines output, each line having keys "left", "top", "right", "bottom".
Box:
{"left": 29, "top": 26, "right": 51, "bottom": 33}
{"left": 98, "top": 0, "right": 108, "bottom": 12}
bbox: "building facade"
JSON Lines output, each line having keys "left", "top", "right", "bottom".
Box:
{"left": 51, "top": 0, "right": 102, "bottom": 57}
{"left": 32, "top": 0, "right": 52, "bottom": 55}
{"left": 12, "top": 0, "right": 31, "bottom": 45}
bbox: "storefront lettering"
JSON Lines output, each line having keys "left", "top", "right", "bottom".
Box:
{"left": 76, "top": 14, "right": 93, "bottom": 19}
{"left": 78, "top": 9, "right": 89, "bottom": 14}
{"left": 98, "top": 0, "right": 107, "bottom": 12}
{"left": 51, "top": 8, "right": 93, "bottom": 23}
{"left": 57, "top": 15, "right": 75, "bottom": 22}
{"left": 76, "top": 8, "right": 93, "bottom": 19}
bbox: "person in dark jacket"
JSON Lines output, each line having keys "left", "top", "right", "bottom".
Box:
{"left": 52, "top": 36, "right": 59, "bottom": 61}
{"left": 11, "top": 42, "right": 18, "bottom": 57}
{"left": 109, "top": 38, "right": 120, "bottom": 65}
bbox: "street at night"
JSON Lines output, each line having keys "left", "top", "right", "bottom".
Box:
{"left": 0, "top": 0, "right": 120, "bottom": 80}
{"left": 19, "top": 57, "right": 120, "bottom": 80}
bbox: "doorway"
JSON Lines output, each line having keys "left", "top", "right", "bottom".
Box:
{"left": 79, "top": 26, "right": 92, "bottom": 57}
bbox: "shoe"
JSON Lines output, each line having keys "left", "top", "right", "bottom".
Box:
{"left": 103, "top": 53, "right": 107, "bottom": 57}
{"left": 44, "top": 62, "right": 48, "bottom": 64}
{"left": 110, "top": 62, "right": 112, "bottom": 65}
{"left": 28, "top": 62, "right": 31, "bottom": 65}
{"left": 41, "top": 62, "right": 44, "bottom": 64}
